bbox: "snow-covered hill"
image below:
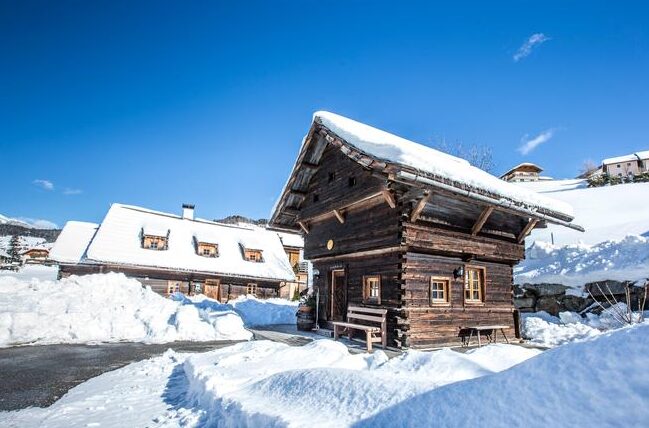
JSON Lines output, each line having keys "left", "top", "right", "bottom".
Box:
{"left": 518, "top": 180, "right": 649, "bottom": 245}
{"left": 515, "top": 180, "right": 649, "bottom": 286}
{"left": 0, "top": 214, "right": 57, "bottom": 229}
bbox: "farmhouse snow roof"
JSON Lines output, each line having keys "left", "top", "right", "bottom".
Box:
{"left": 271, "top": 111, "right": 579, "bottom": 228}
{"left": 49, "top": 221, "right": 99, "bottom": 264}
{"left": 83, "top": 204, "right": 295, "bottom": 282}
{"left": 602, "top": 150, "right": 649, "bottom": 165}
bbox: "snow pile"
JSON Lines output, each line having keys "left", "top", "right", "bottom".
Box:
{"left": 0, "top": 264, "right": 58, "bottom": 282}
{"left": 516, "top": 180, "right": 649, "bottom": 245}
{"left": 0, "top": 273, "right": 251, "bottom": 347}
{"left": 521, "top": 305, "right": 648, "bottom": 347}
{"left": 175, "top": 294, "right": 299, "bottom": 326}
{"left": 181, "top": 340, "right": 538, "bottom": 427}
{"left": 515, "top": 235, "right": 649, "bottom": 287}
{"left": 358, "top": 324, "right": 649, "bottom": 427}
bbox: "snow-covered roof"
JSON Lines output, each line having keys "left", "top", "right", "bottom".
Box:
{"left": 602, "top": 150, "right": 649, "bottom": 165}
{"left": 499, "top": 163, "right": 543, "bottom": 178}
{"left": 50, "top": 221, "right": 99, "bottom": 264}
{"left": 274, "top": 230, "right": 304, "bottom": 248}
{"left": 84, "top": 204, "right": 295, "bottom": 282}
{"left": 272, "top": 112, "right": 576, "bottom": 226}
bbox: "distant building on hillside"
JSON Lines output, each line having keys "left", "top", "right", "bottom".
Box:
{"left": 21, "top": 245, "right": 51, "bottom": 264}
{"left": 601, "top": 150, "right": 649, "bottom": 179}
{"left": 500, "top": 163, "right": 549, "bottom": 182}
{"left": 50, "top": 203, "right": 305, "bottom": 301}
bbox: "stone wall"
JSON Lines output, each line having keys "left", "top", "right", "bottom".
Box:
{"left": 514, "top": 280, "right": 647, "bottom": 316}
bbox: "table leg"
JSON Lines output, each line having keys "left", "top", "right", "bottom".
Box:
{"left": 477, "top": 330, "right": 482, "bottom": 347}
{"left": 501, "top": 328, "right": 509, "bottom": 344}
{"left": 467, "top": 329, "right": 473, "bottom": 347}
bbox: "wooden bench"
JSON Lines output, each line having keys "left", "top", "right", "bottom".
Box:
{"left": 332, "top": 306, "right": 387, "bottom": 352}
{"left": 460, "top": 325, "right": 510, "bottom": 347}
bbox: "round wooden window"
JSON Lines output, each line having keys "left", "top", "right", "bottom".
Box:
{"left": 326, "top": 239, "right": 334, "bottom": 250}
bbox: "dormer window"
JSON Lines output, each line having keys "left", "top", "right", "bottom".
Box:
{"left": 244, "top": 248, "right": 264, "bottom": 262}
{"left": 197, "top": 242, "right": 218, "bottom": 258}
{"left": 143, "top": 235, "right": 168, "bottom": 251}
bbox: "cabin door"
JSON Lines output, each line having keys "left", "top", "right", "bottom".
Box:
{"left": 204, "top": 279, "right": 221, "bottom": 302}
{"left": 330, "top": 269, "right": 347, "bottom": 321}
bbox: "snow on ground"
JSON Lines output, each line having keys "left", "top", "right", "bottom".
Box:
{"left": 515, "top": 235, "right": 649, "bottom": 287}
{"left": 521, "top": 304, "right": 648, "bottom": 347}
{"left": 0, "top": 350, "right": 194, "bottom": 428}
{"left": 175, "top": 294, "right": 298, "bottom": 327}
{"left": 0, "top": 264, "right": 58, "bottom": 282}
{"left": 0, "top": 272, "right": 252, "bottom": 347}
{"left": 357, "top": 323, "right": 649, "bottom": 427}
{"left": 516, "top": 180, "right": 649, "bottom": 245}
{"left": 0, "top": 340, "right": 539, "bottom": 427}
{"left": 0, "top": 235, "right": 47, "bottom": 252}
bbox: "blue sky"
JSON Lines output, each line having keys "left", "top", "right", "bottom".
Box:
{"left": 1, "top": 1, "right": 648, "bottom": 228}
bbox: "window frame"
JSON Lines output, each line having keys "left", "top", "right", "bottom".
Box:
{"left": 464, "top": 265, "right": 486, "bottom": 304}
{"left": 430, "top": 276, "right": 451, "bottom": 306}
{"left": 143, "top": 235, "right": 167, "bottom": 251}
{"left": 246, "top": 283, "right": 258, "bottom": 296}
{"left": 244, "top": 248, "right": 264, "bottom": 262}
{"left": 197, "top": 242, "right": 219, "bottom": 258}
{"left": 362, "top": 275, "right": 381, "bottom": 305}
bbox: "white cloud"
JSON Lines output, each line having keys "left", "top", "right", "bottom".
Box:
{"left": 63, "top": 188, "right": 83, "bottom": 195}
{"left": 518, "top": 129, "right": 556, "bottom": 155}
{"left": 16, "top": 217, "right": 59, "bottom": 229}
{"left": 32, "top": 179, "right": 54, "bottom": 191}
{"left": 514, "top": 33, "right": 550, "bottom": 62}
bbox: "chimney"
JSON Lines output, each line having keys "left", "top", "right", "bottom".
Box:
{"left": 182, "top": 204, "right": 195, "bottom": 220}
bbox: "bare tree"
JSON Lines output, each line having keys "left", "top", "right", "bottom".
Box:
{"left": 434, "top": 139, "right": 495, "bottom": 173}
{"left": 578, "top": 159, "right": 600, "bottom": 178}
{"left": 586, "top": 281, "right": 648, "bottom": 325}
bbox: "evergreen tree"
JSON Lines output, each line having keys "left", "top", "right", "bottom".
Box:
{"left": 7, "top": 235, "right": 22, "bottom": 264}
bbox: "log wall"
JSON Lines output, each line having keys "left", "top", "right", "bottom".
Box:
{"left": 401, "top": 252, "right": 516, "bottom": 348}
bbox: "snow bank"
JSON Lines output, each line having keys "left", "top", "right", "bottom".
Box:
{"left": 181, "top": 340, "right": 538, "bottom": 427}
{"left": 521, "top": 305, "right": 648, "bottom": 347}
{"left": 358, "top": 324, "right": 649, "bottom": 427}
{"left": 0, "top": 273, "right": 251, "bottom": 347}
{"left": 0, "top": 264, "right": 58, "bottom": 282}
{"left": 177, "top": 294, "right": 299, "bottom": 326}
{"left": 515, "top": 234, "right": 649, "bottom": 287}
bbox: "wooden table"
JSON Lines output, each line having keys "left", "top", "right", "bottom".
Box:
{"left": 463, "top": 325, "right": 509, "bottom": 347}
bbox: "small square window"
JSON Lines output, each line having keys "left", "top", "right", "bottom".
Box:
{"left": 348, "top": 176, "right": 356, "bottom": 187}
{"left": 313, "top": 193, "right": 320, "bottom": 203}
{"left": 363, "top": 275, "right": 381, "bottom": 304}
{"left": 246, "top": 283, "right": 257, "bottom": 296}
{"left": 244, "top": 249, "right": 264, "bottom": 262}
{"left": 328, "top": 172, "right": 335, "bottom": 183}
{"left": 430, "top": 278, "right": 450, "bottom": 305}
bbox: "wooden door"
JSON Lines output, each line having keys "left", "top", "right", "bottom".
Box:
{"left": 330, "top": 269, "right": 346, "bottom": 321}
{"left": 204, "top": 279, "right": 221, "bottom": 301}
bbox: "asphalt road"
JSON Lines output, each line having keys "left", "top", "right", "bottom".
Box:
{"left": 0, "top": 341, "right": 239, "bottom": 411}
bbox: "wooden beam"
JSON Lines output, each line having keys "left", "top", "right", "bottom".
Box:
{"left": 288, "top": 189, "right": 308, "bottom": 197}
{"left": 471, "top": 206, "right": 495, "bottom": 236}
{"left": 381, "top": 188, "right": 396, "bottom": 209}
{"left": 517, "top": 218, "right": 539, "bottom": 244}
{"left": 301, "top": 161, "right": 319, "bottom": 169}
{"left": 410, "top": 193, "right": 431, "bottom": 223}
{"left": 297, "top": 221, "right": 309, "bottom": 234}
{"left": 333, "top": 209, "right": 345, "bottom": 224}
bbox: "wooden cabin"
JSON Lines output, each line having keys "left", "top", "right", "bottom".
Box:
{"left": 50, "top": 204, "right": 297, "bottom": 301}
{"left": 21, "top": 246, "right": 50, "bottom": 264}
{"left": 271, "top": 112, "right": 582, "bottom": 349}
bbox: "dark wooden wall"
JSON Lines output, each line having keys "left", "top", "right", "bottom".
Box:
{"left": 304, "top": 199, "right": 401, "bottom": 260}
{"left": 298, "top": 145, "right": 386, "bottom": 221}
{"left": 401, "top": 252, "right": 516, "bottom": 348}
{"left": 312, "top": 251, "right": 404, "bottom": 347}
